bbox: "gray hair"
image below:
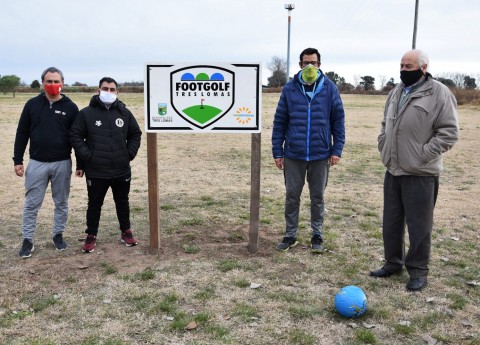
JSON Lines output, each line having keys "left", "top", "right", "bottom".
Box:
{"left": 415, "top": 50, "right": 429, "bottom": 71}
{"left": 41, "top": 67, "right": 65, "bottom": 82}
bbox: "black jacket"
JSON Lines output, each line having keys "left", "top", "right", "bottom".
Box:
{"left": 70, "top": 96, "right": 142, "bottom": 179}
{"left": 13, "top": 93, "right": 79, "bottom": 165}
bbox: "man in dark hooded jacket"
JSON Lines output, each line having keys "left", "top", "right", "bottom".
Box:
{"left": 70, "top": 77, "right": 142, "bottom": 253}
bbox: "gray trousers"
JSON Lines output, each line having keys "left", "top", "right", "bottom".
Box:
{"left": 382, "top": 172, "right": 439, "bottom": 278}
{"left": 284, "top": 157, "right": 329, "bottom": 239}
{"left": 22, "top": 159, "right": 72, "bottom": 240}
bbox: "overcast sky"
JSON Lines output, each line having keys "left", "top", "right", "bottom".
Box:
{"left": 1, "top": 0, "right": 478, "bottom": 88}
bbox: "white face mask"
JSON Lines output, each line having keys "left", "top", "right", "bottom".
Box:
{"left": 99, "top": 90, "right": 117, "bottom": 104}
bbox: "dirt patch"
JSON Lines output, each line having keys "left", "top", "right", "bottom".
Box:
{"left": 7, "top": 225, "right": 279, "bottom": 287}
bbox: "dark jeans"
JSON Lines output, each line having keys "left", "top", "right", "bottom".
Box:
{"left": 86, "top": 176, "right": 131, "bottom": 235}
{"left": 382, "top": 171, "right": 439, "bottom": 278}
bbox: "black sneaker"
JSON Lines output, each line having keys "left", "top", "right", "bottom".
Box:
{"left": 275, "top": 237, "right": 299, "bottom": 251}
{"left": 52, "top": 233, "right": 68, "bottom": 251}
{"left": 311, "top": 235, "right": 324, "bottom": 254}
{"left": 19, "top": 239, "right": 34, "bottom": 258}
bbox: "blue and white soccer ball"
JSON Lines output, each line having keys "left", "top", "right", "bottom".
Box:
{"left": 334, "top": 285, "right": 367, "bottom": 318}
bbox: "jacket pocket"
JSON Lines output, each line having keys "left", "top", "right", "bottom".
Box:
{"left": 285, "top": 139, "right": 304, "bottom": 155}
{"left": 400, "top": 142, "right": 429, "bottom": 174}
{"left": 380, "top": 139, "right": 391, "bottom": 168}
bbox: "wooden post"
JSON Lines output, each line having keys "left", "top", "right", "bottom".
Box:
{"left": 147, "top": 132, "right": 160, "bottom": 252}
{"left": 248, "top": 132, "right": 261, "bottom": 253}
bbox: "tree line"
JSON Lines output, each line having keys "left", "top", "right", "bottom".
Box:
{"left": 266, "top": 56, "right": 478, "bottom": 92}
{"left": 0, "top": 76, "right": 144, "bottom": 97}
{"left": 1, "top": 60, "right": 478, "bottom": 97}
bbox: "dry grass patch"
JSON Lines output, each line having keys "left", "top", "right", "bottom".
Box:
{"left": 0, "top": 93, "right": 478, "bottom": 344}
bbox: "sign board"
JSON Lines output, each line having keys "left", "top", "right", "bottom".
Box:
{"left": 145, "top": 63, "right": 261, "bottom": 133}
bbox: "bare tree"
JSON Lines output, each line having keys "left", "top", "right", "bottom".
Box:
{"left": 439, "top": 72, "right": 466, "bottom": 89}
{"left": 267, "top": 56, "right": 287, "bottom": 87}
{"left": 450, "top": 72, "right": 467, "bottom": 89}
{"left": 378, "top": 75, "right": 387, "bottom": 89}
{"left": 353, "top": 74, "right": 360, "bottom": 88}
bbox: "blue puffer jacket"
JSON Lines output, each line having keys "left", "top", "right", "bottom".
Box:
{"left": 272, "top": 71, "right": 345, "bottom": 161}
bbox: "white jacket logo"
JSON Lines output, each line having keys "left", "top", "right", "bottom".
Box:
{"left": 95, "top": 121, "right": 102, "bottom": 127}
{"left": 116, "top": 118, "right": 124, "bottom": 127}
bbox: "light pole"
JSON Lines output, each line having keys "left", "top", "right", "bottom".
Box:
{"left": 412, "top": 0, "right": 419, "bottom": 49}
{"left": 285, "top": 4, "right": 295, "bottom": 84}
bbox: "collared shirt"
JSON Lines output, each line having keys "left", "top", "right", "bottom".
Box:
{"left": 398, "top": 76, "right": 427, "bottom": 111}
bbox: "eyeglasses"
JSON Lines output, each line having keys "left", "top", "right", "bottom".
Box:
{"left": 100, "top": 87, "right": 117, "bottom": 92}
{"left": 300, "top": 61, "right": 320, "bottom": 67}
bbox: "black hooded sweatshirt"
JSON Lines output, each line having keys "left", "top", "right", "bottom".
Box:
{"left": 13, "top": 93, "right": 79, "bottom": 165}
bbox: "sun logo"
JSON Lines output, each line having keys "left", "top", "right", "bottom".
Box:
{"left": 234, "top": 107, "right": 253, "bottom": 124}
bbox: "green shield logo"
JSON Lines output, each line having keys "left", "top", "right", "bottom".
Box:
{"left": 170, "top": 66, "right": 235, "bottom": 129}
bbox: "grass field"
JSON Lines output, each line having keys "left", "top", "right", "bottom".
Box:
{"left": 0, "top": 92, "right": 478, "bottom": 345}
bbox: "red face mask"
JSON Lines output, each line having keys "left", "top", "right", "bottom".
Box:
{"left": 44, "top": 83, "right": 62, "bottom": 96}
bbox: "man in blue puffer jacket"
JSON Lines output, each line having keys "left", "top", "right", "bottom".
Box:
{"left": 272, "top": 47, "right": 345, "bottom": 253}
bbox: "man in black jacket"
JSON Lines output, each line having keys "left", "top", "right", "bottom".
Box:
{"left": 70, "top": 77, "right": 142, "bottom": 253}
{"left": 13, "top": 67, "right": 79, "bottom": 258}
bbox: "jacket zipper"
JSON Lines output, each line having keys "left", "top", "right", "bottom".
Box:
{"left": 298, "top": 83, "right": 314, "bottom": 161}
{"left": 306, "top": 103, "right": 311, "bottom": 160}
{"left": 297, "top": 78, "right": 325, "bottom": 161}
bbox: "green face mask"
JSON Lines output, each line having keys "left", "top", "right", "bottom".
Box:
{"left": 301, "top": 64, "right": 319, "bottom": 84}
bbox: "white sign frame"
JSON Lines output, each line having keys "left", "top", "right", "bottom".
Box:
{"left": 145, "top": 63, "right": 261, "bottom": 133}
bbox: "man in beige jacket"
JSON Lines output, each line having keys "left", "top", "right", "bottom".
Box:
{"left": 369, "top": 49, "right": 459, "bottom": 291}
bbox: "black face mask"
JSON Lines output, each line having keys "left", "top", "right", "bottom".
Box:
{"left": 400, "top": 69, "right": 423, "bottom": 86}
